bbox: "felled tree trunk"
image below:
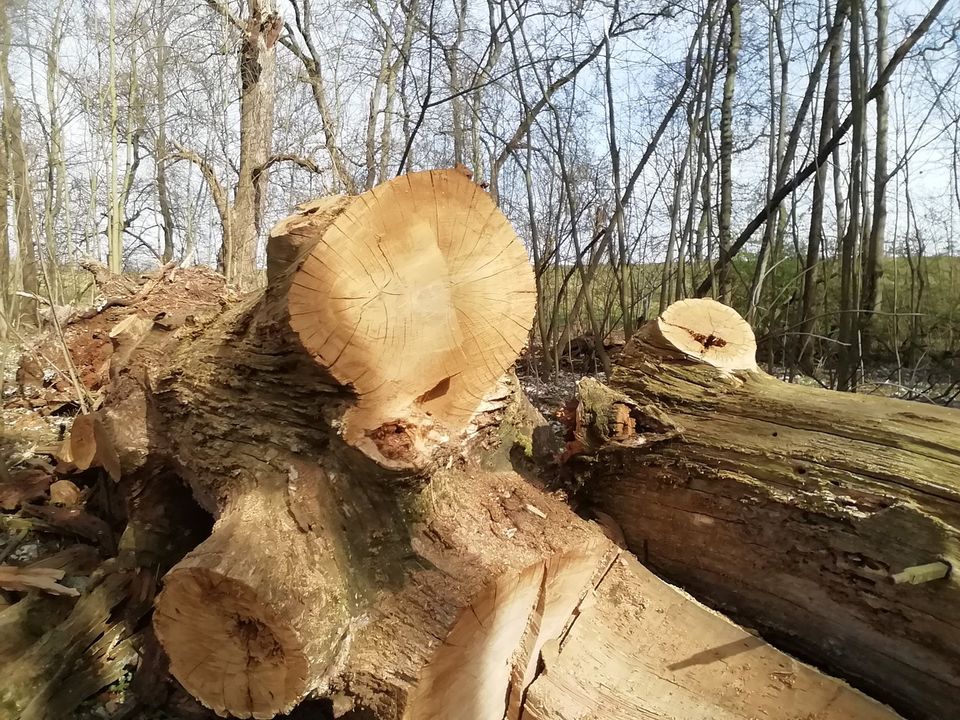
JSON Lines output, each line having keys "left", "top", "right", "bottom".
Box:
{"left": 76, "top": 172, "right": 897, "bottom": 720}
{"left": 577, "top": 298, "right": 960, "bottom": 720}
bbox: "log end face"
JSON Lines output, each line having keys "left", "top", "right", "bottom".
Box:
{"left": 154, "top": 568, "right": 309, "bottom": 719}
{"left": 266, "top": 196, "right": 352, "bottom": 285}
{"left": 285, "top": 169, "right": 536, "bottom": 468}
{"left": 652, "top": 298, "right": 757, "bottom": 371}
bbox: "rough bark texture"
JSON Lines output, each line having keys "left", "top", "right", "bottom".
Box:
{"left": 578, "top": 298, "right": 960, "bottom": 720}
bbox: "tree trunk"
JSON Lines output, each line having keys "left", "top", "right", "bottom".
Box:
{"left": 2, "top": 0, "right": 37, "bottom": 310}
{"left": 106, "top": 0, "right": 122, "bottom": 274}
{"left": 838, "top": 0, "right": 866, "bottom": 391}
{"left": 231, "top": 0, "right": 280, "bottom": 286}
{"left": 716, "top": 0, "right": 740, "bottom": 303}
{"left": 861, "top": 0, "right": 889, "bottom": 363}
{"left": 60, "top": 170, "right": 898, "bottom": 720}
{"left": 798, "top": 0, "right": 845, "bottom": 374}
{"left": 0, "top": 0, "right": 9, "bottom": 333}
{"left": 154, "top": 30, "right": 176, "bottom": 264}
{"left": 576, "top": 298, "right": 960, "bottom": 720}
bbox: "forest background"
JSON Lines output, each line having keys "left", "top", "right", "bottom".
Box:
{"left": 1, "top": 0, "right": 958, "bottom": 401}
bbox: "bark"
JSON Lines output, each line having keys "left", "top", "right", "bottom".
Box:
{"left": 716, "top": 0, "right": 740, "bottom": 303}
{"left": 7, "top": 96, "right": 39, "bottom": 303}
{"left": 58, "top": 171, "right": 898, "bottom": 720}
{"left": 799, "top": 0, "right": 844, "bottom": 373}
{"left": 838, "top": 0, "right": 866, "bottom": 390}
{"left": 1, "top": 0, "right": 36, "bottom": 310}
{"left": 660, "top": 136, "right": 691, "bottom": 314}
{"left": 747, "top": 0, "right": 788, "bottom": 323}
{"left": 154, "top": 31, "right": 176, "bottom": 264}
{"left": 861, "top": 0, "right": 889, "bottom": 362}
{"left": 0, "top": 3, "right": 9, "bottom": 332}
{"left": 577, "top": 298, "right": 960, "bottom": 720}
{"left": 443, "top": 0, "right": 468, "bottom": 166}
{"left": 42, "top": 3, "right": 67, "bottom": 306}
{"left": 230, "top": 0, "right": 280, "bottom": 286}
{"left": 603, "top": 37, "right": 633, "bottom": 337}
{"left": 363, "top": 30, "right": 391, "bottom": 190}
{"left": 189, "top": 0, "right": 283, "bottom": 285}
{"left": 107, "top": 0, "right": 121, "bottom": 274}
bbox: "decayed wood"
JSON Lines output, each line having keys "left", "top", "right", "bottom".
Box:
{"left": 403, "top": 542, "right": 614, "bottom": 720}
{"left": 324, "top": 468, "right": 896, "bottom": 720}
{"left": 577, "top": 298, "right": 960, "bottom": 719}
{"left": 0, "top": 563, "right": 135, "bottom": 720}
{"left": 400, "top": 538, "right": 895, "bottom": 720}
{"left": 0, "top": 566, "right": 79, "bottom": 596}
{"left": 521, "top": 556, "right": 895, "bottom": 720}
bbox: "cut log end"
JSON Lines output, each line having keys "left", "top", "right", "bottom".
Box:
{"left": 154, "top": 568, "right": 308, "bottom": 719}
{"left": 277, "top": 169, "right": 536, "bottom": 468}
{"left": 650, "top": 298, "right": 757, "bottom": 371}
{"left": 153, "top": 490, "right": 346, "bottom": 719}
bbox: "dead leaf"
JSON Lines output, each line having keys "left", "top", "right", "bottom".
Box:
{"left": 70, "top": 414, "right": 97, "bottom": 471}
{"left": 50, "top": 479, "right": 83, "bottom": 506}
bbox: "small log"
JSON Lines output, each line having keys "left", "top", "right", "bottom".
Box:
{"left": 577, "top": 298, "right": 960, "bottom": 719}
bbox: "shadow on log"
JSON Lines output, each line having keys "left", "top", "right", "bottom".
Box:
{"left": 576, "top": 298, "right": 960, "bottom": 720}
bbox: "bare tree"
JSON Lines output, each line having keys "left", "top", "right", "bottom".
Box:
{"left": 716, "top": 0, "right": 741, "bottom": 302}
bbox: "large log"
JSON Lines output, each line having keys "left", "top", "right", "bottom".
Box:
{"left": 53, "top": 172, "right": 899, "bottom": 719}
{"left": 577, "top": 298, "right": 960, "bottom": 720}
{"left": 150, "top": 168, "right": 537, "bottom": 715}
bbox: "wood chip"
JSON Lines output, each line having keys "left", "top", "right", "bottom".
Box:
{"left": 0, "top": 566, "right": 80, "bottom": 596}
{"left": 525, "top": 503, "right": 547, "bottom": 519}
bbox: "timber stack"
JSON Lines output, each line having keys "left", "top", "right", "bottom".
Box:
{"left": 4, "top": 168, "right": 954, "bottom": 720}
